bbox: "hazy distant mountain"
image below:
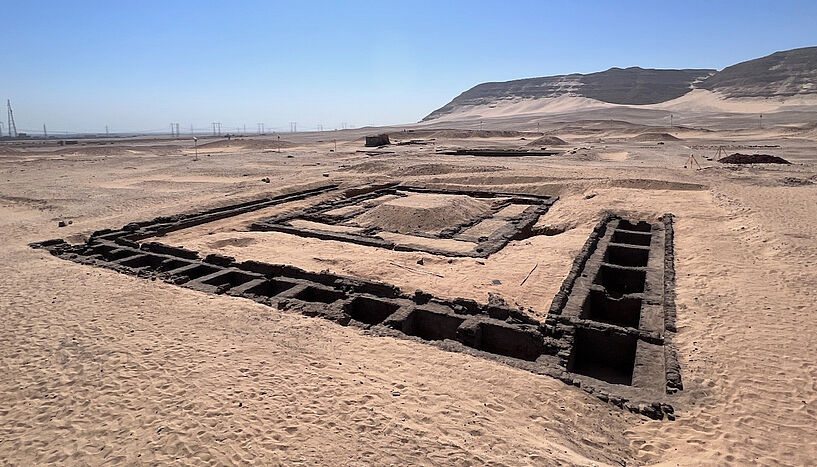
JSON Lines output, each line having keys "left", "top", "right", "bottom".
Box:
{"left": 424, "top": 68, "right": 714, "bottom": 120}
{"left": 424, "top": 46, "right": 817, "bottom": 121}
{"left": 697, "top": 46, "right": 817, "bottom": 97}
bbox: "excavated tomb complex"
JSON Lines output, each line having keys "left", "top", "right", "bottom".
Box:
{"left": 250, "top": 184, "right": 557, "bottom": 257}
{"left": 31, "top": 183, "right": 681, "bottom": 419}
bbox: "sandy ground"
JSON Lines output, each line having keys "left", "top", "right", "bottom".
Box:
{"left": 1, "top": 122, "right": 817, "bottom": 465}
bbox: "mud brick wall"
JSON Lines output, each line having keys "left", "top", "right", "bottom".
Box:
{"left": 251, "top": 185, "right": 557, "bottom": 258}
{"left": 30, "top": 188, "right": 680, "bottom": 420}
{"left": 541, "top": 214, "right": 681, "bottom": 419}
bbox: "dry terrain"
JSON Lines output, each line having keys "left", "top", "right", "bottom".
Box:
{"left": 1, "top": 121, "right": 816, "bottom": 465}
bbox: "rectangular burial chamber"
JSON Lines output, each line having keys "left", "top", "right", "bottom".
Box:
{"left": 594, "top": 264, "right": 646, "bottom": 296}
{"left": 292, "top": 285, "right": 347, "bottom": 304}
{"left": 118, "top": 254, "right": 168, "bottom": 269}
{"left": 611, "top": 230, "right": 652, "bottom": 246}
{"left": 568, "top": 328, "right": 637, "bottom": 385}
{"left": 244, "top": 279, "right": 298, "bottom": 298}
{"left": 604, "top": 244, "right": 650, "bottom": 268}
{"left": 106, "top": 248, "right": 141, "bottom": 261}
{"left": 344, "top": 296, "right": 401, "bottom": 325}
{"left": 617, "top": 220, "right": 652, "bottom": 232}
{"left": 201, "top": 270, "right": 258, "bottom": 289}
{"left": 174, "top": 263, "right": 221, "bottom": 280}
{"left": 477, "top": 322, "right": 543, "bottom": 361}
{"left": 581, "top": 289, "right": 642, "bottom": 328}
{"left": 402, "top": 309, "right": 465, "bottom": 341}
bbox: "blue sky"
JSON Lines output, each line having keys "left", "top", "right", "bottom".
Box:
{"left": 2, "top": 0, "right": 816, "bottom": 134}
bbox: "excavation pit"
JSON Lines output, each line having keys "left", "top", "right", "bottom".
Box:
{"left": 402, "top": 309, "right": 465, "bottom": 341}
{"left": 604, "top": 244, "right": 650, "bottom": 267}
{"left": 345, "top": 296, "right": 401, "bottom": 325}
{"left": 581, "top": 289, "right": 642, "bottom": 328}
{"left": 157, "top": 258, "right": 193, "bottom": 272}
{"left": 174, "top": 263, "right": 220, "bottom": 281}
{"left": 118, "top": 254, "right": 167, "bottom": 269}
{"left": 200, "top": 270, "right": 258, "bottom": 289}
{"left": 108, "top": 248, "right": 140, "bottom": 261}
{"left": 618, "top": 220, "right": 652, "bottom": 232}
{"left": 244, "top": 279, "right": 298, "bottom": 298}
{"left": 594, "top": 264, "right": 646, "bottom": 296}
{"left": 89, "top": 244, "right": 117, "bottom": 257}
{"left": 293, "top": 286, "right": 347, "bottom": 304}
{"left": 477, "top": 322, "right": 542, "bottom": 361}
{"left": 611, "top": 230, "right": 652, "bottom": 246}
{"left": 569, "top": 328, "right": 637, "bottom": 385}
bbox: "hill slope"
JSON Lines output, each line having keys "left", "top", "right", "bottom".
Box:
{"left": 425, "top": 67, "right": 713, "bottom": 120}
{"left": 424, "top": 46, "right": 817, "bottom": 121}
{"left": 697, "top": 46, "right": 817, "bottom": 97}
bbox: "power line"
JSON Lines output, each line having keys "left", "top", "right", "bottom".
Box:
{"left": 7, "top": 100, "right": 18, "bottom": 138}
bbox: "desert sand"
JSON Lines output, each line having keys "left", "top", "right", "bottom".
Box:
{"left": 1, "top": 118, "right": 816, "bottom": 465}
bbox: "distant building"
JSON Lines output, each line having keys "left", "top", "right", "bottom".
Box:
{"left": 365, "top": 134, "right": 390, "bottom": 147}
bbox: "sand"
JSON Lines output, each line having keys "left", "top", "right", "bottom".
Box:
{"left": 630, "top": 132, "right": 681, "bottom": 142}
{"left": 2, "top": 118, "right": 817, "bottom": 465}
{"left": 423, "top": 89, "right": 817, "bottom": 124}
{"left": 352, "top": 193, "right": 493, "bottom": 235}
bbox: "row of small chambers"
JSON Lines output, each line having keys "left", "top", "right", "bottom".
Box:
{"left": 569, "top": 219, "right": 657, "bottom": 386}
{"left": 83, "top": 242, "right": 546, "bottom": 364}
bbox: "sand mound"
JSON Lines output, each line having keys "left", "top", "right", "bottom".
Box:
{"left": 338, "top": 161, "right": 392, "bottom": 173}
{"left": 430, "top": 129, "right": 529, "bottom": 139}
{"left": 197, "top": 139, "right": 297, "bottom": 150}
{"left": 52, "top": 145, "right": 182, "bottom": 156}
{"left": 527, "top": 135, "right": 568, "bottom": 146}
{"left": 610, "top": 178, "right": 708, "bottom": 191}
{"left": 719, "top": 153, "right": 791, "bottom": 164}
{"left": 353, "top": 193, "right": 492, "bottom": 235}
{"left": 394, "top": 163, "right": 507, "bottom": 176}
{"left": 630, "top": 132, "right": 681, "bottom": 142}
{"left": 389, "top": 129, "right": 536, "bottom": 140}
{"left": 340, "top": 162, "right": 508, "bottom": 176}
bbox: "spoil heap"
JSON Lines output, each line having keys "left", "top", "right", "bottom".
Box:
{"left": 719, "top": 153, "right": 791, "bottom": 164}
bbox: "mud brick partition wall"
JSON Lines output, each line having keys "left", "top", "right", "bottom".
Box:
{"left": 31, "top": 185, "right": 681, "bottom": 419}
{"left": 250, "top": 184, "right": 558, "bottom": 258}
